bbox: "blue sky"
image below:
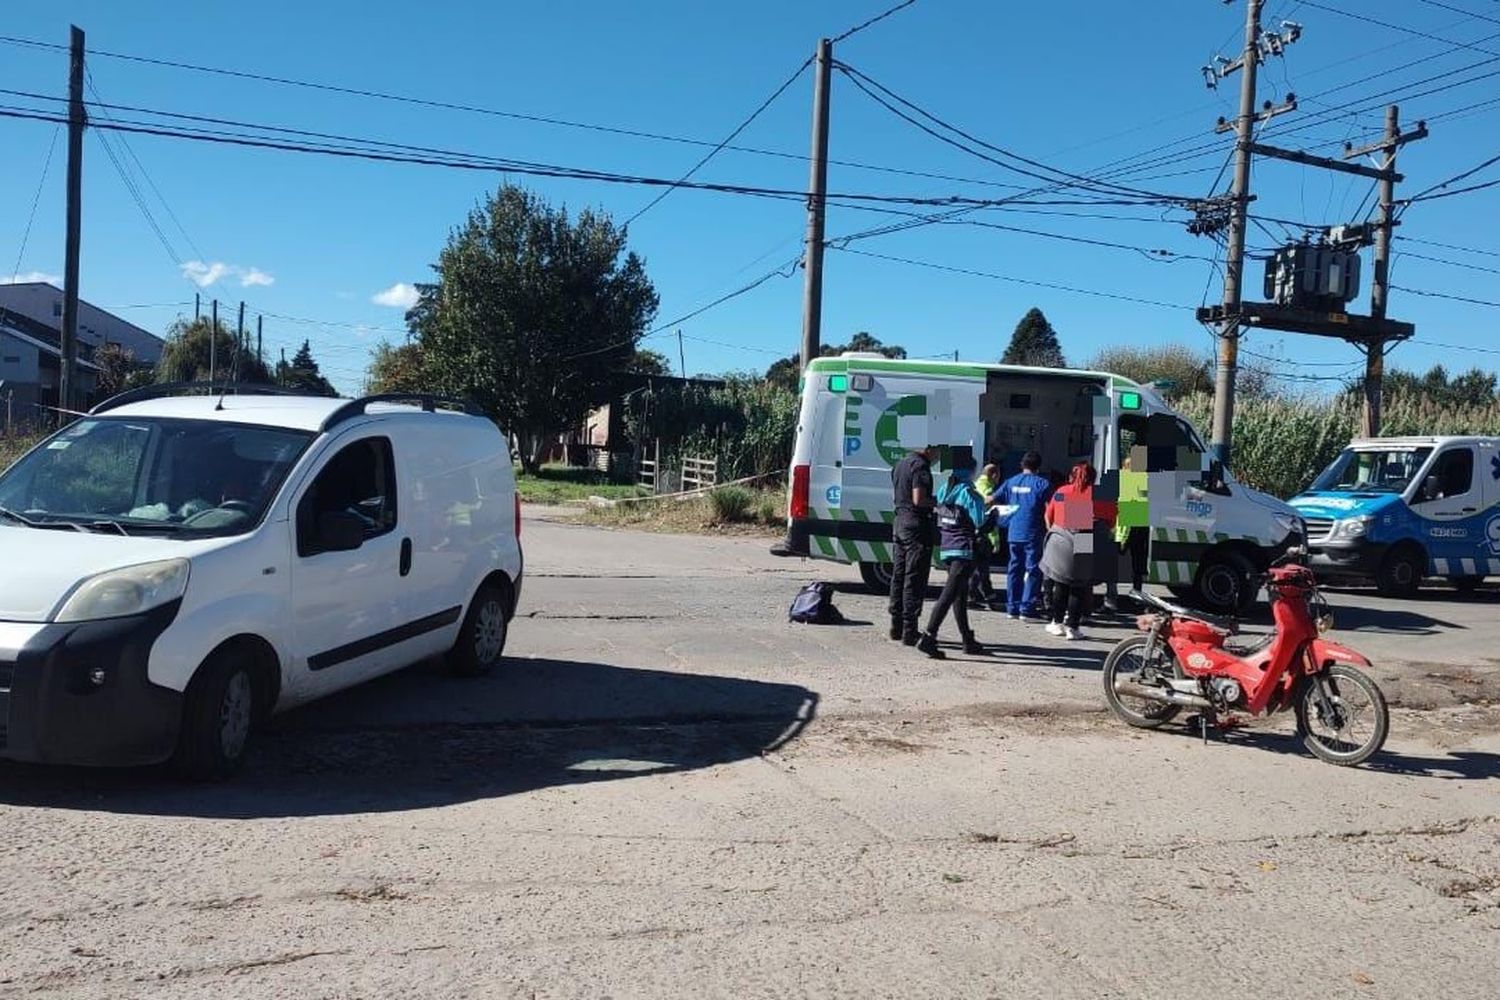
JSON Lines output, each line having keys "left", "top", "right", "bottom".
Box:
{"left": 2, "top": 0, "right": 1498, "bottom": 394}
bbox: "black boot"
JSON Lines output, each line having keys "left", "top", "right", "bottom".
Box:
{"left": 962, "top": 635, "right": 986, "bottom": 656}
{"left": 916, "top": 633, "right": 946, "bottom": 659}
{"left": 902, "top": 626, "right": 920, "bottom": 646}
{"left": 888, "top": 619, "right": 903, "bottom": 641}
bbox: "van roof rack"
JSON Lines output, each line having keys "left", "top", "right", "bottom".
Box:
{"left": 90, "top": 381, "right": 304, "bottom": 416}
{"left": 320, "top": 393, "right": 481, "bottom": 431}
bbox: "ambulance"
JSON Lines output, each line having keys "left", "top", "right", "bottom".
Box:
{"left": 772, "top": 353, "right": 1304, "bottom": 613}
{"left": 1291, "top": 436, "right": 1500, "bottom": 597}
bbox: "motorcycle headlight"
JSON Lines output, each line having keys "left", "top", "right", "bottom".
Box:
{"left": 54, "top": 559, "right": 190, "bottom": 622}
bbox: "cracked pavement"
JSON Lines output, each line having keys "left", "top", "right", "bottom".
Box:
{"left": 1, "top": 510, "right": 1497, "bottom": 998}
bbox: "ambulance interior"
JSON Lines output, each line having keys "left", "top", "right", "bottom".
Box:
{"left": 978, "top": 372, "right": 1108, "bottom": 482}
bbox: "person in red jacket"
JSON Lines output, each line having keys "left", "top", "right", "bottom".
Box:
{"left": 1040, "top": 461, "right": 1117, "bottom": 639}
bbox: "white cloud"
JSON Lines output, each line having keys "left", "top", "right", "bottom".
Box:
{"left": 372, "top": 282, "right": 420, "bottom": 309}
{"left": 2, "top": 270, "right": 62, "bottom": 285}
{"left": 179, "top": 260, "right": 275, "bottom": 288}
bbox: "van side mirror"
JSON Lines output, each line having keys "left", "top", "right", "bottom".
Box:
{"left": 316, "top": 510, "right": 366, "bottom": 552}
{"left": 1420, "top": 474, "right": 1441, "bottom": 502}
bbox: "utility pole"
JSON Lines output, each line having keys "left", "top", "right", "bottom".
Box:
{"left": 209, "top": 299, "right": 218, "bottom": 385}
{"left": 194, "top": 292, "right": 200, "bottom": 321}
{"left": 59, "top": 25, "right": 86, "bottom": 420}
{"left": 676, "top": 329, "right": 686, "bottom": 379}
{"left": 798, "top": 37, "right": 832, "bottom": 373}
{"left": 1210, "top": 0, "right": 1262, "bottom": 466}
{"left": 256, "top": 315, "right": 263, "bottom": 369}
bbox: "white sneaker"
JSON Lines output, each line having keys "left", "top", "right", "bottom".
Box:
{"left": 1064, "top": 626, "right": 1082, "bottom": 641}
{"left": 1044, "top": 622, "right": 1065, "bottom": 637}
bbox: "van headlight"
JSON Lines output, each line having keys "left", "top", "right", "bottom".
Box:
{"left": 55, "top": 559, "right": 190, "bottom": 622}
{"left": 1334, "top": 515, "right": 1374, "bottom": 539}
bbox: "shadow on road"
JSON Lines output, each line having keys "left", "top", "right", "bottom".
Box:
{"left": 0, "top": 658, "right": 819, "bottom": 819}
{"left": 1159, "top": 722, "right": 1500, "bottom": 780}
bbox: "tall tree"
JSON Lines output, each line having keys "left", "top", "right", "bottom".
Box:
{"left": 1085, "top": 344, "right": 1211, "bottom": 401}
{"left": 276, "top": 339, "right": 336, "bottom": 396}
{"left": 763, "top": 331, "right": 907, "bottom": 392}
{"left": 414, "top": 184, "right": 659, "bottom": 471}
{"left": 365, "top": 341, "right": 427, "bottom": 394}
{"left": 1001, "top": 307, "right": 1066, "bottom": 368}
{"left": 155, "top": 317, "right": 272, "bottom": 385}
{"left": 92, "top": 342, "right": 148, "bottom": 398}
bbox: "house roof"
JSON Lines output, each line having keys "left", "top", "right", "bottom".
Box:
{"left": 0, "top": 282, "right": 163, "bottom": 346}
{"left": 0, "top": 323, "right": 102, "bottom": 371}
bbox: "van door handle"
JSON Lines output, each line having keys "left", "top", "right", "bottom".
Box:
{"left": 1461, "top": 507, "right": 1477, "bottom": 513}
{"left": 399, "top": 537, "right": 412, "bottom": 576}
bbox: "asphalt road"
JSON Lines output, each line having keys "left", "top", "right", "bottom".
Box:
{"left": 1, "top": 509, "right": 1497, "bottom": 999}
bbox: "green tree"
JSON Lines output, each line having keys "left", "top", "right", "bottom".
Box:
{"left": 92, "top": 342, "right": 145, "bottom": 399}
{"left": 276, "top": 340, "right": 336, "bottom": 396}
{"left": 1346, "top": 364, "right": 1498, "bottom": 409}
{"left": 1001, "top": 307, "right": 1066, "bottom": 368}
{"left": 413, "top": 184, "right": 659, "bottom": 471}
{"left": 1084, "top": 343, "right": 1211, "bottom": 400}
{"left": 365, "top": 341, "right": 427, "bottom": 394}
{"left": 626, "top": 349, "right": 672, "bottom": 376}
{"left": 763, "top": 331, "right": 907, "bottom": 392}
{"left": 156, "top": 317, "right": 272, "bottom": 385}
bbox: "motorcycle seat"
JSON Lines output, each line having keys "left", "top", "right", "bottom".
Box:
{"left": 1135, "top": 590, "right": 1239, "bottom": 635}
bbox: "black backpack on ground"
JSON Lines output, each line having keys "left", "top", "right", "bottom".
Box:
{"left": 788, "top": 582, "right": 845, "bottom": 624}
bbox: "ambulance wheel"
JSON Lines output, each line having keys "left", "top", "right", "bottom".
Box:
{"left": 1453, "top": 575, "right": 1484, "bottom": 597}
{"left": 1193, "top": 550, "right": 1257, "bottom": 614}
{"left": 1375, "top": 544, "right": 1425, "bottom": 599}
{"left": 859, "top": 561, "right": 893, "bottom": 593}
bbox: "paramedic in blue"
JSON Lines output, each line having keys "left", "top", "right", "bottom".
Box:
{"left": 997, "top": 451, "right": 1052, "bottom": 619}
{"left": 917, "top": 452, "right": 990, "bottom": 658}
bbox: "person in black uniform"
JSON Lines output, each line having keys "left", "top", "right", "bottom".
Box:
{"left": 889, "top": 444, "right": 936, "bottom": 644}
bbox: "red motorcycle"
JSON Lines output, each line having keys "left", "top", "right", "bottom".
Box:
{"left": 1102, "top": 549, "right": 1389, "bottom": 766}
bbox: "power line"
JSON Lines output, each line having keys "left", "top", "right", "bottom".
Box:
{"left": 626, "top": 57, "right": 810, "bottom": 226}
{"left": 1393, "top": 284, "right": 1500, "bottom": 307}
{"left": 0, "top": 31, "right": 1033, "bottom": 195}
{"left": 8, "top": 125, "right": 58, "bottom": 282}
{"left": 833, "top": 0, "right": 920, "bottom": 44}
{"left": 1400, "top": 250, "right": 1500, "bottom": 275}
{"left": 0, "top": 104, "right": 1046, "bottom": 211}
{"left": 1405, "top": 148, "right": 1500, "bottom": 201}
{"left": 1405, "top": 234, "right": 1500, "bottom": 257}
{"left": 1297, "top": 1, "right": 1500, "bottom": 57}
{"left": 1417, "top": 0, "right": 1500, "bottom": 28}
{"left": 830, "top": 246, "right": 1194, "bottom": 311}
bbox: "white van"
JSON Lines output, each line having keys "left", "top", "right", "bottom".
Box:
{"left": 0, "top": 385, "right": 522, "bottom": 778}
{"left": 773, "top": 354, "right": 1303, "bottom": 612}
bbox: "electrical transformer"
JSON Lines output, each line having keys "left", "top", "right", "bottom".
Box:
{"left": 1263, "top": 244, "right": 1362, "bottom": 310}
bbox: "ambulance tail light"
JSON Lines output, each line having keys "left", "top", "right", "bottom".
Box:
{"left": 790, "top": 464, "right": 810, "bottom": 520}
{"left": 515, "top": 493, "right": 523, "bottom": 538}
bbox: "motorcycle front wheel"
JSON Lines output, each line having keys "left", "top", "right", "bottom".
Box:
{"left": 1295, "top": 664, "right": 1389, "bottom": 766}
{"left": 1102, "top": 635, "right": 1184, "bottom": 729}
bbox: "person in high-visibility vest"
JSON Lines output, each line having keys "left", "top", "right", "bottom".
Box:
{"left": 1104, "top": 454, "right": 1150, "bottom": 612}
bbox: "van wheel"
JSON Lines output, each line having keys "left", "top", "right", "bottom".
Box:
{"left": 1375, "top": 545, "right": 1425, "bottom": 598}
{"left": 858, "top": 561, "right": 893, "bottom": 593}
{"left": 1193, "top": 551, "right": 1257, "bottom": 614}
{"left": 173, "top": 648, "right": 257, "bottom": 781}
{"left": 448, "top": 582, "right": 509, "bottom": 677}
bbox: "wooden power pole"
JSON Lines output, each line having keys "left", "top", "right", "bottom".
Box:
{"left": 59, "top": 25, "right": 86, "bottom": 419}
{"left": 798, "top": 37, "right": 832, "bottom": 373}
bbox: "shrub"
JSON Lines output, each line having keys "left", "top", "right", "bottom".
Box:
{"left": 708, "top": 485, "right": 755, "bottom": 523}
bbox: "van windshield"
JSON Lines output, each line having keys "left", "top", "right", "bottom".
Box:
{"left": 1308, "top": 447, "right": 1432, "bottom": 494}
{"left": 0, "top": 417, "right": 312, "bottom": 536}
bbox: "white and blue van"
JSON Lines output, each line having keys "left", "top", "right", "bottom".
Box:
{"left": 1291, "top": 436, "right": 1500, "bottom": 597}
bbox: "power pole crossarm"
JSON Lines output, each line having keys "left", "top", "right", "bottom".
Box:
{"left": 798, "top": 37, "right": 832, "bottom": 373}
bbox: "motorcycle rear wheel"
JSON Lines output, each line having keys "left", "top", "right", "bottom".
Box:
{"left": 1295, "top": 664, "right": 1389, "bottom": 766}
{"left": 1102, "top": 635, "right": 1184, "bottom": 729}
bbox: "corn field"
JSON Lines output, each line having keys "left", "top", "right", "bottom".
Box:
{"left": 1175, "top": 393, "right": 1500, "bottom": 499}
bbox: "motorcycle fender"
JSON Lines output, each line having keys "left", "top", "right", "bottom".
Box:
{"left": 1308, "top": 638, "right": 1373, "bottom": 670}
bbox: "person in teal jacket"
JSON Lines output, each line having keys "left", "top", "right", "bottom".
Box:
{"left": 916, "top": 455, "right": 990, "bottom": 658}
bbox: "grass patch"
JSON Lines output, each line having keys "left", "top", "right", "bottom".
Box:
{"left": 579, "top": 486, "right": 786, "bottom": 537}
{"left": 515, "top": 464, "right": 649, "bottom": 505}
{"left": 0, "top": 433, "right": 44, "bottom": 472}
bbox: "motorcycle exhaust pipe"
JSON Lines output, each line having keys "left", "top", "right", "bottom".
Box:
{"left": 1114, "top": 680, "right": 1213, "bottom": 711}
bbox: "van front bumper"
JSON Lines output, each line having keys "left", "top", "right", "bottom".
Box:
{"left": 1307, "top": 538, "right": 1388, "bottom": 579}
{"left": 0, "top": 601, "right": 182, "bottom": 767}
